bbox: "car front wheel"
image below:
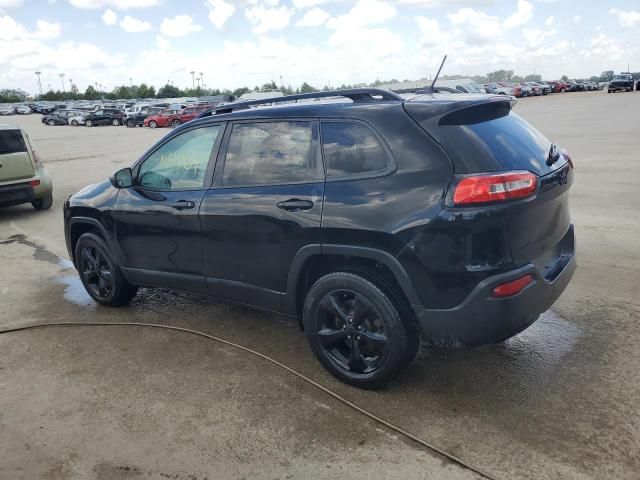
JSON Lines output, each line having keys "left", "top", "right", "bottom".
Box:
{"left": 86, "top": 119, "right": 93, "bottom": 126}
{"left": 47, "top": 120, "right": 55, "bottom": 126}
{"left": 149, "top": 120, "right": 157, "bottom": 128}
{"left": 112, "top": 118, "right": 121, "bottom": 126}
{"left": 127, "top": 119, "right": 135, "bottom": 128}
{"left": 75, "top": 233, "right": 138, "bottom": 306}
{"left": 303, "top": 271, "right": 419, "bottom": 389}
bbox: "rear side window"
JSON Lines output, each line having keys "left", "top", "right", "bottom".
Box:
{"left": 223, "top": 121, "right": 319, "bottom": 186}
{"left": 321, "top": 122, "right": 389, "bottom": 177}
{"left": 0, "top": 130, "right": 27, "bottom": 154}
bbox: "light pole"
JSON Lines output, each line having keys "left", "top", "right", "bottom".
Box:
{"left": 59, "top": 73, "right": 65, "bottom": 93}
{"left": 35, "top": 71, "right": 43, "bottom": 96}
{"left": 280, "top": 75, "right": 283, "bottom": 90}
{"left": 199, "top": 72, "right": 204, "bottom": 90}
{"left": 190, "top": 71, "right": 195, "bottom": 89}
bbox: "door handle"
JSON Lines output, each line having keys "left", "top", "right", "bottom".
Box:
{"left": 171, "top": 200, "right": 196, "bottom": 210}
{"left": 276, "top": 199, "right": 314, "bottom": 211}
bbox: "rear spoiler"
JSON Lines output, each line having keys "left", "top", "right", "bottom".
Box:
{"left": 404, "top": 95, "right": 517, "bottom": 127}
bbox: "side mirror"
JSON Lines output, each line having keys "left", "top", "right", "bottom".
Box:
{"left": 109, "top": 167, "right": 133, "bottom": 189}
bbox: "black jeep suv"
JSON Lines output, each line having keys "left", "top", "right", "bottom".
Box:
{"left": 64, "top": 88, "right": 576, "bottom": 388}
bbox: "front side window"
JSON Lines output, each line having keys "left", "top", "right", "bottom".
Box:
{"left": 321, "top": 122, "right": 389, "bottom": 177}
{"left": 222, "top": 121, "right": 318, "bottom": 186}
{"left": 138, "top": 126, "right": 221, "bottom": 190}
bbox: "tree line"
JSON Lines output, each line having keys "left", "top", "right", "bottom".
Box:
{"left": 2, "top": 70, "right": 639, "bottom": 104}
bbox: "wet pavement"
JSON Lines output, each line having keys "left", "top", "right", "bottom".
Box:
{"left": 1, "top": 91, "right": 639, "bottom": 479}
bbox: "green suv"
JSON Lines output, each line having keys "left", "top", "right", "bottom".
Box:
{"left": 0, "top": 125, "right": 53, "bottom": 210}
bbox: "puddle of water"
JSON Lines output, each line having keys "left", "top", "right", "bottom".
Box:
{"left": 0, "top": 234, "right": 59, "bottom": 265}
{"left": 56, "top": 273, "right": 95, "bottom": 308}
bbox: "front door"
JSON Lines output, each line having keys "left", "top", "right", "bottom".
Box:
{"left": 113, "top": 124, "right": 224, "bottom": 293}
{"left": 200, "top": 120, "right": 324, "bottom": 311}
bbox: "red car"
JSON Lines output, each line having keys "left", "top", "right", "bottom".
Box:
{"left": 143, "top": 109, "right": 181, "bottom": 128}
{"left": 498, "top": 82, "right": 522, "bottom": 97}
{"left": 549, "top": 81, "right": 570, "bottom": 93}
{"left": 143, "top": 105, "right": 212, "bottom": 128}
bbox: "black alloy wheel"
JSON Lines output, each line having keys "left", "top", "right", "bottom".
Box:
{"left": 79, "top": 244, "right": 114, "bottom": 300}
{"left": 303, "top": 272, "right": 419, "bottom": 389}
{"left": 74, "top": 233, "right": 138, "bottom": 306}
{"left": 316, "top": 290, "right": 389, "bottom": 375}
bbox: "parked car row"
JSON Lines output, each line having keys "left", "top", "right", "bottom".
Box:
{"left": 482, "top": 80, "right": 611, "bottom": 98}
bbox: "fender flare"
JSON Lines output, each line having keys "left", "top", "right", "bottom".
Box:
{"left": 67, "top": 217, "right": 129, "bottom": 279}
{"left": 283, "top": 244, "right": 421, "bottom": 316}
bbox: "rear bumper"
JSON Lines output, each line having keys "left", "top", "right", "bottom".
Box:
{"left": 0, "top": 183, "right": 37, "bottom": 207}
{"left": 414, "top": 225, "right": 576, "bottom": 346}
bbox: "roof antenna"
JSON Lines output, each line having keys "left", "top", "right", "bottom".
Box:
{"left": 430, "top": 54, "right": 447, "bottom": 91}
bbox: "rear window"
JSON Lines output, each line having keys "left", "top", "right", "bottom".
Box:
{"left": 321, "top": 122, "right": 390, "bottom": 177}
{"left": 0, "top": 130, "right": 27, "bottom": 154}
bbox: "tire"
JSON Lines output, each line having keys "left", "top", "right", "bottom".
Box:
{"left": 561, "top": 88, "right": 566, "bottom": 93}
{"left": 31, "top": 192, "right": 53, "bottom": 210}
{"left": 303, "top": 271, "right": 419, "bottom": 389}
{"left": 149, "top": 120, "right": 157, "bottom": 128}
{"left": 86, "top": 119, "right": 93, "bottom": 127}
{"left": 171, "top": 119, "right": 181, "bottom": 128}
{"left": 71, "top": 120, "right": 79, "bottom": 126}
{"left": 47, "top": 120, "right": 55, "bottom": 126}
{"left": 112, "top": 118, "right": 121, "bottom": 126}
{"left": 126, "top": 119, "right": 135, "bottom": 128}
{"left": 75, "top": 233, "right": 138, "bottom": 306}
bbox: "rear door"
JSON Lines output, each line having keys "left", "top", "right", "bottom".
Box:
{"left": 200, "top": 119, "right": 324, "bottom": 310}
{"left": 0, "top": 129, "right": 34, "bottom": 183}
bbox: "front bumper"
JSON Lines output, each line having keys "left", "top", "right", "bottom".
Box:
{"left": 414, "top": 225, "right": 576, "bottom": 346}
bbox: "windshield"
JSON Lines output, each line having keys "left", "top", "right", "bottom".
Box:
{"left": 613, "top": 75, "right": 630, "bottom": 81}
{"left": 0, "top": 130, "right": 27, "bottom": 154}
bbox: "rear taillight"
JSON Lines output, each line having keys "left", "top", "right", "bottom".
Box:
{"left": 29, "top": 179, "right": 40, "bottom": 187}
{"left": 492, "top": 274, "right": 534, "bottom": 298}
{"left": 452, "top": 171, "right": 538, "bottom": 206}
{"left": 561, "top": 148, "right": 573, "bottom": 169}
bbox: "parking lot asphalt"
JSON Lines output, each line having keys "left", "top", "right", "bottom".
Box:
{"left": 1, "top": 91, "right": 639, "bottom": 480}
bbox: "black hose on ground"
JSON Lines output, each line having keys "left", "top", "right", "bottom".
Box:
{"left": 0, "top": 321, "right": 501, "bottom": 480}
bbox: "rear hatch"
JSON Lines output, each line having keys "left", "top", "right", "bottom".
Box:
{"left": 0, "top": 129, "right": 35, "bottom": 183}
{"left": 405, "top": 96, "right": 573, "bottom": 268}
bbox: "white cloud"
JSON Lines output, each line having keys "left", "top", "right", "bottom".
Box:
{"left": 206, "top": 0, "right": 235, "bottom": 29}
{"left": 296, "top": 7, "right": 329, "bottom": 27}
{"left": 504, "top": 0, "right": 533, "bottom": 29}
{"left": 523, "top": 26, "right": 556, "bottom": 48}
{"left": 326, "top": 0, "right": 396, "bottom": 30}
{"left": 0, "top": 0, "right": 23, "bottom": 7}
{"left": 415, "top": 16, "right": 450, "bottom": 47}
{"left": 245, "top": 4, "right": 292, "bottom": 34}
{"left": 571, "top": 15, "right": 581, "bottom": 24}
{"left": 609, "top": 9, "right": 640, "bottom": 27}
{"left": 33, "top": 20, "right": 61, "bottom": 39}
{"left": 292, "top": 0, "right": 329, "bottom": 7}
{"left": 544, "top": 15, "right": 553, "bottom": 26}
{"left": 160, "top": 15, "right": 202, "bottom": 37}
{"left": 69, "top": 0, "right": 159, "bottom": 8}
{"left": 101, "top": 8, "right": 117, "bottom": 25}
{"left": 120, "top": 15, "right": 151, "bottom": 33}
{"left": 447, "top": 8, "right": 502, "bottom": 43}
{"left": 156, "top": 35, "right": 169, "bottom": 50}
{"left": 398, "top": 0, "right": 492, "bottom": 6}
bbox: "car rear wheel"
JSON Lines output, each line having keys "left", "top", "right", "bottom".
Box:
{"left": 149, "top": 120, "right": 157, "bottom": 128}
{"left": 86, "top": 119, "right": 93, "bottom": 127}
{"left": 31, "top": 193, "right": 53, "bottom": 210}
{"left": 71, "top": 120, "right": 79, "bottom": 126}
{"left": 75, "top": 233, "right": 138, "bottom": 306}
{"left": 171, "top": 119, "right": 181, "bottom": 128}
{"left": 47, "top": 120, "right": 55, "bottom": 126}
{"left": 112, "top": 118, "right": 121, "bottom": 126}
{"left": 303, "top": 272, "right": 419, "bottom": 389}
{"left": 126, "top": 119, "right": 135, "bottom": 128}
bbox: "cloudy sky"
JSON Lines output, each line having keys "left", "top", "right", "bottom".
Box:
{"left": 1, "top": 0, "right": 639, "bottom": 94}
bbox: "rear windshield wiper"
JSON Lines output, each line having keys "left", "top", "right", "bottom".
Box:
{"left": 547, "top": 142, "right": 561, "bottom": 166}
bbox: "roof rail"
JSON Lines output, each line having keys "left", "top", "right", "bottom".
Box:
{"left": 196, "top": 88, "right": 403, "bottom": 119}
